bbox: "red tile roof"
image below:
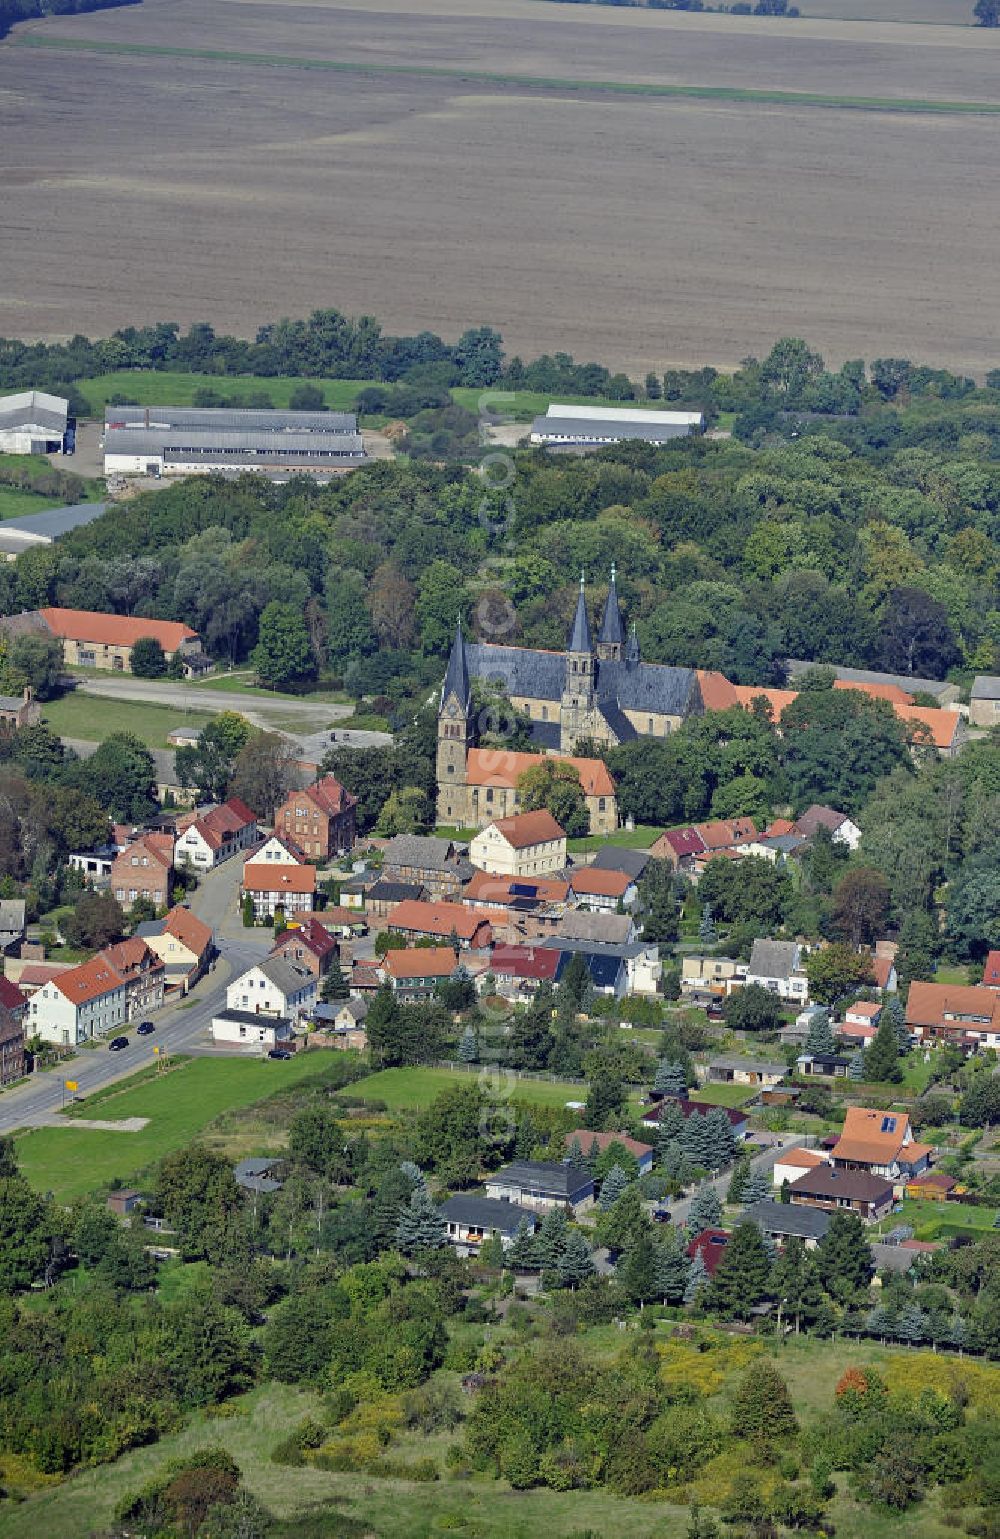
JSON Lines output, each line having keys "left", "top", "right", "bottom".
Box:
{"left": 242, "top": 862, "right": 317, "bottom": 895}
{"left": 984, "top": 951, "right": 1000, "bottom": 988}
{"left": 899, "top": 706, "right": 964, "bottom": 750}
{"left": 569, "top": 867, "right": 633, "bottom": 899}
{"left": 490, "top": 944, "right": 561, "bottom": 982}
{"left": 488, "top": 809, "right": 566, "bottom": 848}
{"left": 696, "top": 670, "right": 741, "bottom": 711}
{"left": 296, "top": 775, "right": 356, "bottom": 818}
{"left": 831, "top": 1106, "right": 912, "bottom": 1165}
{"left": 39, "top": 606, "right": 197, "bottom": 653}
{"left": 833, "top": 679, "right": 914, "bottom": 706}
{"left": 0, "top": 977, "right": 26, "bottom": 1012}
{"left": 463, "top": 870, "right": 570, "bottom": 906}
{"left": 272, "top": 916, "right": 336, "bottom": 961}
{"left": 871, "top": 956, "right": 895, "bottom": 990}
{"left": 381, "top": 947, "right": 461, "bottom": 981}
{"left": 389, "top": 899, "right": 493, "bottom": 943}
{"left": 54, "top": 954, "right": 125, "bottom": 1006}
{"left": 163, "top": 904, "right": 213, "bottom": 957}
{"left": 686, "top": 1228, "right": 730, "bottom": 1277}
{"left": 100, "top": 938, "right": 162, "bottom": 979}
{"left": 564, "top": 1129, "right": 653, "bottom": 1161}
{"left": 465, "top": 747, "right": 615, "bottom": 799}
{"left": 905, "top": 980, "right": 1000, "bottom": 1031}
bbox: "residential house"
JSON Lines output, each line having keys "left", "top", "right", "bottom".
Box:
{"left": 830, "top": 1107, "right": 932, "bottom": 1191}
{"left": 211, "top": 1008, "right": 293, "bottom": 1051}
{"left": 0, "top": 688, "right": 40, "bottom": 730}
{"left": 588, "top": 846, "right": 651, "bottom": 881}
{"left": 134, "top": 904, "right": 213, "bottom": 993}
{"left": 387, "top": 899, "right": 493, "bottom": 951}
{"left": 241, "top": 861, "right": 317, "bottom": 921}
{"left": 796, "top": 1052, "right": 852, "bottom": 1079}
{"left": 366, "top": 879, "right": 426, "bottom": 922}
{"left": 253, "top": 833, "right": 306, "bottom": 865}
{"left": 21, "top": 607, "right": 205, "bottom": 674}
{"left": 174, "top": 798, "right": 258, "bottom": 871}
{"left": 379, "top": 947, "right": 463, "bottom": 1003}
{"left": 844, "top": 1000, "right": 882, "bottom": 1031}
{"left": 640, "top": 1098, "right": 749, "bottom": 1140}
{"left": 649, "top": 817, "right": 757, "bottom": 870}
{"left": 793, "top": 805, "right": 862, "bottom": 850}
{"left": 568, "top": 866, "right": 637, "bottom": 911}
{"left": 438, "top": 1195, "right": 539, "bottom": 1258}
{"left": 742, "top": 832, "right": 808, "bottom": 865}
{"left": 461, "top": 870, "right": 568, "bottom": 943}
{"left": 772, "top": 1146, "right": 830, "bottom": 1189}
{"left": 681, "top": 955, "right": 747, "bottom": 999}
{"left": 985, "top": 951, "right": 1000, "bottom": 989}
{"left": 745, "top": 1198, "right": 830, "bottom": 1248}
{"left": 702, "top": 1056, "right": 786, "bottom": 1088}
{"left": 270, "top": 916, "right": 337, "bottom": 978}
{"left": 484, "top": 1160, "right": 595, "bottom": 1215}
{"left": 100, "top": 938, "right": 164, "bottom": 1019}
{"left": 337, "top": 874, "right": 371, "bottom": 911}
{"left": 28, "top": 953, "right": 129, "bottom": 1046}
{"left": 0, "top": 976, "right": 27, "bottom": 1084}
{"left": 563, "top": 1129, "right": 654, "bottom": 1176}
{"left": 788, "top": 1165, "right": 894, "bottom": 1223}
{"left": 469, "top": 809, "right": 567, "bottom": 878}
{"left": 68, "top": 844, "right": 117, "bottom": 886}
{"left": 313, "top": 996, "right": 369, "bottom": 1049}
{"left": 686, "top": 1227, "right": 731, "bottom": 1277}
{"left": 488, "top": 943, "right": 561, "bottom": 1003}
{"left": 273, "top": 774, "right": 357, "bottom": 861}
{"left": 899, "top": 706, "right": 968, "bottom": 760}
{"left": 150, "top": 748, "right": 197, "bottom": 808}
{"left": 381, "top": 834, "right": 470, "bottom": 900}
{"left": 298, "top": 906, "right": 366, "bottom": 940}
{"left": 167, "top": 724, "right": 201, "bottom": 749}
{"left": 556, "top": 910, "right": 635, "bottom": 946}
{"left": 905, "top": 980, "right": 1000, "bottom": 1050}
{"left": 0, "top": 899, "right": 26, "bottom": 955}
{"left": 226, "top": 956, "right": 317, "bottom": 1022}
{"left": 111, "top": 832, "right": 175, "bottom": 910}
{"left": 970, "top": 675, "right": 1000, "bottom": 728}
{"left": 539, "top": 935, "right": 663, "bottom": 999}
{"left": 746, "top": 939, "right": 809, "bottom": 1005}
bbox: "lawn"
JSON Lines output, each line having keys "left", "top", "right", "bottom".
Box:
{"left": 567, "top": 825, "right": 661, "bottom": 854}
{"left": 873, "top": 1195, "right": 999, "bottom": 1242}
{"left": 344, "top": 1066, "right": 586, "bottom": 1113}
{"left": 72, "top": 371, "right": 373, "bottom": 416}
{"left": 15, "top": 1053, "right": 344, "bottom": 1200}
{"left": 189, "top": 671, "right": 349, "bottom": 705}
{"left": 451, "top": 386, "right": 681, "bottom": 424}
{"left": 689, "top": 1083, "right": 756, "bottom": 1108}
{"left": 40, "top": 691, "right": 215, "bottom": 749}
{"left": 0, "top": 487, "right": 60, "bottom": 520}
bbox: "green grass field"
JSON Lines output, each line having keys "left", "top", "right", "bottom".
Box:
{"left": 567, "top": 825, "right": 661, "bottom": 854}
{"left": 40, "top": 691, "right": 215, "bottom": 749}
{"left": 0, "top": 487, "right": 62, "bottom": 520}
{"left": 15, "top": 1054, "right": 343, "bottom": 1200}
{"left": 873, "top": 1196, "right": 999, "bottom": 1242}
{"left": 689, "top": 1083, "right": 756, "bottom": 1108}
{"left": 72, "top": 371, "right": 373, "bottom": 417}
{"left": 344, "top": 1066, "right": 586, "bottom": 1113}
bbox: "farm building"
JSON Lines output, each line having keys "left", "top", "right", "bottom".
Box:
{"left": 102, "top": 405, "right": 364, "bottom": 478}
{"left": 529, "top": 403, "right": 702, "bottom": 448}
{"left": 0, "top": 390, "right": 69, "bottom": 454}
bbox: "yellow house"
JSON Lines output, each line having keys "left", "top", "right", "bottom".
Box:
{"left": 469, "top": 809, "right": 567, "bottom": 878}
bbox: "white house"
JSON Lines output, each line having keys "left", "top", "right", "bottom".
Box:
{"left": 211, "top": 1009, "right": 293, "bottom": 1051}
{"left": 772, "top": 1146, "right": 830, "bottom": 1190}
{"left": 438, "top": 1195, "right": 539, "bottom": 1258}
{"left": 746, "top": 939, "right": 809, "bottom": 1004}
{"left": 226, "top": 956, "right": 316, "bottom": 1022}
{"left": 174, "top": 798, "right": 258, "bottom": 871}
{"left": 794, "top": 804, "right": 862, "bottom": 851}
{"left": 241, "top": 861, "right": 317, "bottom": 921}
{"left": 253, "top": 834, "right": 306, "bottom": 865}
{"left": 469, "top": 810, "right": 567, "bottom": 878}
{"left": 28, "top": 954, "right": 128, "bottom": 1047}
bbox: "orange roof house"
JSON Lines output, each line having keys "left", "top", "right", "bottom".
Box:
{"left": 898, "top": 706, "right": 967, "bottom": 756}
{"left": 696, "top": 670, "right": 741, "bottom": 711}
{"left": 381, "top": 946, "right": 465, "bottom": 982}
{"left": 905, "top": 980, "right": 1000, "bottom": 1047}
{"left": 242, "top": 863, "right": 317, "bottom": 895}
{"left": 831, "top": 1107, "right": 932, "bottom": 1183}
{"left": 38, "top": 607, "right": 199, "bottom": 654}
{"left": 388, "top": 899, "right": 493, "bottom": 949}
{"left": 54, "top": 954, "right": 125, "bottom": 1008}
{"left": 463, "top": 870, "right": 570, "bottom": 907}
{"left": 569, "top": 867, "right": 635, "bottom": 901}
{"left": 465, "top": 747, "right": 615, "bottom": 800}
{"left": 489, "top": 809, "right": 566, "bottom": 847}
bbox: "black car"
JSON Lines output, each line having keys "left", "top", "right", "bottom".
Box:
{"left": 108, "top": 1036, "right": 130, "bottom": 1051}
{"left": 267, "top": 1048, "right": 292, "bottom": 1060}
{"left": 136, "top": 1020, "right": 155, "bottom": 1035}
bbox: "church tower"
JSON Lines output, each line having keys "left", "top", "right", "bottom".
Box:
{"left": 437, "top": 619, "right": 474, "bottom": 825}
{"left": 561, "top": 573, "right": 596, "bottom": 752}
{"left": 596, "top": 563, "right": 625, "bottom": 662}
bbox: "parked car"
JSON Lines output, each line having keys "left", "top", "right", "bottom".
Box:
{"left": 653, "top": 1206, "right": 672, "bottom": 1224}
{"left": 108, "top": 1036, "right": 129, "bottom": 1051}
{"left": 706, "top": 1000, "right": 725, "bottom": 1021}
{"left": 268, "top": 1048, "right": 292, "bottom": 1060}
{"left": 136, "top": 1020, "right": 155, "bottom": 1035}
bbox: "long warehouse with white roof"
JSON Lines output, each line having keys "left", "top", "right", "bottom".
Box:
{"left": 530, "top": 402, "right": 703, "bottom": 448}
{"left": 103, "top": 404, "right": 365, "bottom": 479}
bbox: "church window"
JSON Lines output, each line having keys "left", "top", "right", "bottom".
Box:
{"left": 648, "top": 717, "right": 654, "bottom": 733}
{"left": 599, "top": 798, "right": 606, "bottom": 811}
{"left": 542, "top": 706, "right": 548, "bottom": 721}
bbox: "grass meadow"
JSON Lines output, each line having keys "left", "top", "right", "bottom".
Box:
{"left": 342, "top": 1065, "right": 586, "bottom": 1113}
{"left": 40, "top": 690, "right": 215, "bottom": 748}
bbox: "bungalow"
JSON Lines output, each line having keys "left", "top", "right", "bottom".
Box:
{"left": 270, "top": 916, "right": 337, "bottom": 979}
{"left": 702, "top": 1056, "right": 786, "bottom": 1088}
{"left": 830, "top": 1107, "right": 932, "bottom": 1190}
{"left": 241, "top": 861, "right": 318, "bottom": 921}
{"left": 438, "top": 1195, "right": 539, "bottom": 1258}
{"left": 488, "top": 943, "right": 561, "bottom": 1003}
{"left": 134, "top": 904, "right": 213, "bottom": 993}
{"left": 746, "top": 939, "right": 809, "bottom": 1005}
{"left": 568, "top": 867, "right": 637, "bottom": 912}
{"left": 0, "top": 976, "right": 27, "bottom": 1085}
{"left": 744, "top": 1198, "right": 830, "bottom": 1248}
{"left": 485, "top": 1160, "right": 595, "bottom": 1215}
{"left": 380, "top": 946, "right": 463, "bottom": 1003}
{"left": 641, "top": 1098, "right": 749, "bottom": 1141}
{"left": 772, "top": 1146, "right": 829, "bottom": 1188}
{"left": 788, "top": 1165, "right": 894, "bottom": 1223}
{"left": 174, "top": 798, "right": 258, "bottom": 871}
{"left": 563, "top": 1129, "right": 655, "bottom": 1176}
{"left": 686, "top": 1227, "right": 730, "bottom": 1277}
{"left": 905, "top": 980, "right": 1000, "bottom": 1050}
{"left": 226, "top": 956, "right": 317, "bottom": 1022}
{"left": 469, "top": 809, "right": 567, "bottom": 878}
{"left": 388, "top": 899, "right": 493, "bottom": 951}
{"left": 211, "top": 1008, "right": 293, "bottom": 1051}
{"left": 796, "top": 1052, "right": 852, "bottom": 1079}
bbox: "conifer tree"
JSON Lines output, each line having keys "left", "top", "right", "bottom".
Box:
{"left": 566, "top": 1135, "right": 587, "bottom": 1170}
{"left": 400, "top": 1160, "right": 427, "bottom": 1194}
{"left": 620, "top": 1230, "right": 658, "bottom": 1305}
{"left": 598, "top": 1184, "right": 650, "bottom": 1253}
{"left": 864, "top": 1009, "right": 903, "bottom": 1083}
{"left": 654, "top": 1059, "right": 687, "bottom": 1096}
{"left": 598, "top": 1163, "right": 631, "bottom": 1210}
{"left": 321, "top": 956, "right": 349, "bottom": 1001}
{"left": 656, "top": 1099, "right": 686, "bottom": 1149}
{"left": 742, "top": 1168, "right": 772, "bottom": 1207}
{"left": 456, "top": 1023, "right": 478, "bottom": 1063}
{"left": 703, "top": 1107, "right": 736, "bottom": 1170}
{"left": 805, "top": 1009, "right": 835, "bottom": 1055}
{"left": 684, "top": 1249, "right": 709, "bottom": 1305}
{"left": 654, "top": 1229, "right": 691, "bottom": 1304}
{"left": 727, "top": 1153, "right": 750, "bottom": 1204}
{"left": 394, "top": 1188, "right": 447, "bottom": 1254}
{"left": 557, "top": 1227, "right": 594, "bottom": 1288}
{"left": 815, "top": 1211, "right": 873, "bottom": 1298}
{"left": 699, "top": 904, "right": 717, "bottom": 945}
{"left": 508, "top": 1218, "right": 537, "bottom": 1269}
{"left": 708, "top": 1221, "right": 772, "bottom": 1318}
{"left": 533, "top": 1208, "right": 569, "bottom": 1272}
{"left": 686, "top": 1184, "right": 723, "bottom": 1235}
{"left": 848, "top": 1049, "right": 866, "bottom": 1082}
{"left": 886, "top": 994, "right": 909, "bottom": 1053}
{"left": 731, "top": 1358, "right": 798, "bottom": 1440}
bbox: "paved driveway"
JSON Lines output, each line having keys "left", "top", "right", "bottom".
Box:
{"left": 668, "top": 1133, "right": 804, "bottom": 1228}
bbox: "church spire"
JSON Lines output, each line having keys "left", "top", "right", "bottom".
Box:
{"left": 597, "top": 562, "right": 624, "bottom": 659}
{"left": 625, "top": 621, "right": 640, "bottom": 668}
{"left": 442, "top": 616, "right": 471, "bottom": 710}
{"left": 567, "top": 571, "right": 593, "bottom": 655}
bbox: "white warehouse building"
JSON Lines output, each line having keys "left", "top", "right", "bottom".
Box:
{"left": 530, "top": 402, "right": 703, "bottom": 449}
{"left": 0, "top": 391, "right": 69, "bottom": 455}
{"left": 103, "top": 404, "right": 365, "bottom": 479}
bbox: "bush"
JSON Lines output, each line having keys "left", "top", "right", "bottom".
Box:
{"left": 368, "top": 1455, "right": 439, "bottom": 1481}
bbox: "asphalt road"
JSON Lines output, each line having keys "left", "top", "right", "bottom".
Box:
{"left": 667, "top": 1132, "right": 804, "bottom": 1228}
{"left": 0, "top": 860, "right": 273, "bottom": 1135}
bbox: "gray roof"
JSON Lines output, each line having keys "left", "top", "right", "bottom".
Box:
{"left": 1, "top": 501, "right": 108, "bottom": 541}
{"left": 870, "top": 1242, "right": 919, "bottom": 1273}
{"left": 0, "top": 899, "right": 25, "bottom": 933}
{"left": 0, "top": 694, "right": 26, "bottom": 712}
{"left": 489, "top": 1161, "right": 594, "bottom": 1202}
{"left": 104, "top": 427, "right": 363, "bottom": 461}
{"left": 462, "top": 640, "right": 695, "bottom": 718}
{"left": 439, "top": 1194, "right": 538, "bottom": 1234}
{"left": 971, "top": 675, "right": 1000, "bottom": 701}
{"left": 568, "top": 578, "right": 593, "bottom": 654}
{"left": 382, "top": 834, "right": 457, "bottom": 873}
{"left": 106, "top": 404, "right": 357, "bottom": 434}
{"left": 442, "top": 620, "right": 472, "bottom": 711}
{"left": 150, "top": 749, "right": 181, "bottom": 786}
{"left": 597, "top": 697, "right": 637, "bottom": 743}
{"left": 744, "top": 1198, "right": 830, "bottom": 1239}
{"left": 0, "top": 390, "right": 68, "bottom": 435}
{"left": 538, "top": 934, "right": 653, "bottom": 960}
{"left": 214, "top": 1007, "right": 290, "bottom": 1028}
{"left": 589, "top": 846, "right": 650, "bottom": 879}
{"left": 748, "top": 939, "right": 801, "bottom": 980}
{"left": 785, "top": 658, "right": 956, "bottom": 702}
{"left": 133, "top": 919, "right": 167, "bottom": 939}
{"left": 557, "top": 911, "right": 633, "bottom": 945}
{"left": 532, "top": 414, "right": 692, "bottom": 444}
{"left": 527, "top": 719, "right": 562, "bottom": 750}
{"left": 599, "top": 572, "right": 624, "bottom": 646}
{"left": 254, "top": 956, "right": 315, "bottom": 996}
{"left": 758, "top": 834, "right": 807, "bottom": 855}
{"left": 234, "top": 1157, "right": 283, "bottom": 1193}
{"left": 367, "top": 879, "right": 425, "bottom": 904}
{"left": 709, "top": 1055, "right": 787, "bottom": 1075}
